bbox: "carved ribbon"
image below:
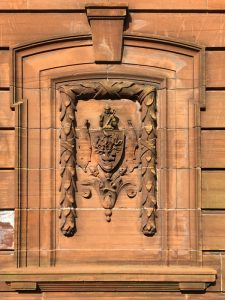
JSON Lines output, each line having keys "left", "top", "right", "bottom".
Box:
{"left": 59, "top": 81, "right": 157, "bottom": 237}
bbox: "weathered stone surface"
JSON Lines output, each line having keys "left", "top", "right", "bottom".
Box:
{"left": 201, "top": 92, "right": 225, "bottom": 128}
{"left": 0, "top": 171, "right": 15, "bottom": 208}
{"left": 203, "top": 214, "right": 225, "bottom": 250}
{"left": 201, "top": 130, "right": 225, "bottom": 168}
{"left": 0, "top": 92, "right": 15, "bottom": 127}
{"left": 0, "top": 131, "right": 15, "bottom": 168}
{"left": 0, "top": 51, "right": 10, "bottom": 88}
{"left": 206, "top": 51, "right": 225, "bottom": 88}
{"left": 202, "top": 171, "right": 225, "bottom": 209}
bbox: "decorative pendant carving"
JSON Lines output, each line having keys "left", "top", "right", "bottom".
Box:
{"left": 82, "top": 106, "right": 131, "bottom": 222}
{"left": 59, "top": 81, "right": 157, "bottom": 237}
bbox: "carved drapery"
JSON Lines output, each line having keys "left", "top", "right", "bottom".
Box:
{"left": 59, "top": 81, "right": 157, "bottom": 237}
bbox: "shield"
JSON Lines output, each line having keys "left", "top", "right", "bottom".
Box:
{"left": 91, "top": 129, "right": 124, "bottom": 172}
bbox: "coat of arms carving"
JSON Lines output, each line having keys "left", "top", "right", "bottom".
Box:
{"left": 59, "top": 81, "right": 157, "bottom": 237}
{"left": 80, "top": 105, "right": 137, "bottom": 222}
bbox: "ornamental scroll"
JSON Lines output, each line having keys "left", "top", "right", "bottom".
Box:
{"left": 59, "top": 81, "right": 157, "bottom": 237}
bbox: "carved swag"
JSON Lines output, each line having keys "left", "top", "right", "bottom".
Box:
{"left": 59, "top": 81, "right": 157, "bottom": 237}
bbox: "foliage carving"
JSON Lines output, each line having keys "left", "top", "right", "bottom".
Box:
{"left": 59, "top": 81, "right": 157, "bottom": 237}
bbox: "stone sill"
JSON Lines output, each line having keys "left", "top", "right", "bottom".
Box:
{"left": 0, "top": 264, "right": 217, "bottom": 293}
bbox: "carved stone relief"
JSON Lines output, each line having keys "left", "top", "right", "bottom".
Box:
{"left": 59, "top": 81, "right": 157, "bottom": 237}
{"left": 81, "top": 106, "right": 137, "bottom": 222}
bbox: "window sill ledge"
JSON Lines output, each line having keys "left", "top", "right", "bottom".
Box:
{"left": 0, "top": 264, "right": 217, "bottom": 293}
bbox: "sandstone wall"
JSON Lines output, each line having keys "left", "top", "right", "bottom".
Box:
{"left": 0, "top": 1, "right": 225, "bottom": 299}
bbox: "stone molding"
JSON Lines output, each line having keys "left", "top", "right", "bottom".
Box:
{"left": 2, "top": 265, "right": 216, "bottom": 293}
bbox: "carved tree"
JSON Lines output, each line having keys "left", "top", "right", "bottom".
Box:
{"left": 59, "top": 81, "right": 157, "bottom": 237}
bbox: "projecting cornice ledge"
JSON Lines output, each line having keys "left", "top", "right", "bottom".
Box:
{"left": 1, "top": 265, "right": 216, "bottom": 293}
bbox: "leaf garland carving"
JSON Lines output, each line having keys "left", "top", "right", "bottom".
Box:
{"left": 140, "top": 91, "right": 157, "bottom": 236}
{"left": 59, "top": 81, "right": 157, "bottom": 237}
{"left": 59, "top": 90, "right": 77, "bottom": 237}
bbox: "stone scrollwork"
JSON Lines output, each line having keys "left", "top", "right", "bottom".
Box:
{"left": 59, "top": 81, "right": 157, "bottom": 237}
